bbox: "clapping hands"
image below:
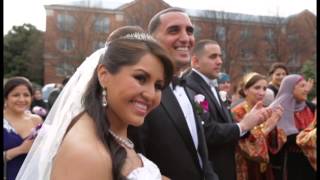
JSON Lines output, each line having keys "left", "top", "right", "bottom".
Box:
{"left": 262, "top": 105, "right": 284, "bottom": 135}
{"left": 240, "top": 101, "right": 273, "bottom": 132}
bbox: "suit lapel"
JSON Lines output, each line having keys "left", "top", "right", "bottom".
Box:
{"left": 161, "top": 87, "right": 198, "bottom": 154}
{"left": 185, "top": 83, "right": 224, "bottom": 179}
{"left": 212, "top": 86, "right": 233, "bottom": 122}
{"left": 187, "top": 71, "right": 229, "bottom": 121}
{"left": 184, "top": 85, "right": 209, "bottom": 168}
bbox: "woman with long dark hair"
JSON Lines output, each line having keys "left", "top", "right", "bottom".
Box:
{"left": 16, "top": 32, "right": 174, "bottom": 180}
{"left": 267, "top": 63, "right": 289, "bottom": 98}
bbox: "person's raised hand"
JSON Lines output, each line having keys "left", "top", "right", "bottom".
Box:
{"left": 239, "top": 101, "right": 272, "bottom": 132}
{"left": 262, "top": 105, "right": 284, "bottom": 135}
{"left": 19, "top": 138, "right": 35, "bottom": 154}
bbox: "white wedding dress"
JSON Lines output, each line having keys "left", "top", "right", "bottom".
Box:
{"left": 127, "top": 154, "right": 162, "bottom": 180}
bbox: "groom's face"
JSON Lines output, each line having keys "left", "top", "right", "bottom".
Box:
{"left": 152, "top": 11, "right": 195, "bottom": 70}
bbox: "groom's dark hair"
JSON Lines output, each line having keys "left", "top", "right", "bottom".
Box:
{"left": 148, "top": 7, "right": 186, "bottom": 34}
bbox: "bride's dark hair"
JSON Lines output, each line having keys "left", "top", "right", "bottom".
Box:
{"left": 82, "top": 36, "right": 173, "bottom": 179}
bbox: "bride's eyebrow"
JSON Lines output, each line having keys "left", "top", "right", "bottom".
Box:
{"left": 134, "top": 68, "right": 147, "bottom": 73}
{"left": 133, "top": 69, "right": 150, "bottom": 77}
{"left": 133, "top": 68, "right": 164, "bottom": 82}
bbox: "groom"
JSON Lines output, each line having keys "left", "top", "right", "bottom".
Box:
{"left": 129, "top": 8, "right": 219, "bottom": 180}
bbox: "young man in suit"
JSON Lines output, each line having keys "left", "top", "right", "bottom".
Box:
{"left": 129, "top": 8, "right": 219, "bottom": 180}
{"left": 183, "top": 39, "right": 271, "bottom": 180}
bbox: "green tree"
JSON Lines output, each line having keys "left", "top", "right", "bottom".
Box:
{"left": 299, "top": 55, "right": 316, "bottom": 101}
{"left": 4, "top": 23, "right": 44, "bottom": 85}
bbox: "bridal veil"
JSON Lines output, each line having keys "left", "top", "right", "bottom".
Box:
{"left": 16, "top": 47, "right": 107, "bottom": 180}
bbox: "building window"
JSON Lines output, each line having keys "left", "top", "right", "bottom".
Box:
{"left": 215, "top": 25, "right": 226, "bottom": 41}
{"left": 281, "top": 27, "right": 286, "bottom": 34}
{"left": 221, "top": 49, "right": 226, "bottom": 59}
{"left": 265, "top": 29, "right": 274, "bottom": 41}
{"left": 93, "top": 41, "right": 105, "bottom": 51}
{"left": 287, "top": 34, "right": 298, "bottom": 42}
{"left": 56, "top": 62, "right": 75, "bottom": 77}
{"left": 240, "top": 28, "right": 251, "bottom": 40}
{"left": 57, "top": 38, "right": 75, "bottom": 51}
{"left": 266, "top": 49, "right": 276, "bottom": 61}
{"left": 94, "top": 17, "right": 110, "bottom": 33}
{"left": 57, "top": 14, "right": 75, "bottom": 32}
{"left": 115, "top": 14, "right": 124, "bottom": 21}
{"left": 288, "top": 54, "right": 300, "bottom": 67}
{"left": 240, "top": 48, "right": 252, "bottom": 60}
{"left": 243, "top": 64, "right": 253, "bottom": 74}
{"left": 193, "top": 25, "right": 202, "bottom": 39}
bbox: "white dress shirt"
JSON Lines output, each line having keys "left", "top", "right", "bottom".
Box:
{"left": 171, "top": 83, "right": 203, "bottom": 167}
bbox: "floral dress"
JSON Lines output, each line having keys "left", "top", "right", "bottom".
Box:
{"left": 296, "top": 118, "right": 317, "bottom": 171}
{"left": 231, "top": 102, "right": 286, "bottom": 180}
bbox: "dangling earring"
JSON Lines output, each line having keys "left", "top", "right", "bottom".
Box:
{"left": 102, "top": 88, "right": 108, "bottom": 107}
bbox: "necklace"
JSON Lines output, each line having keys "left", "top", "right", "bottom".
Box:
{"left": 109, "top": 130, "right": 134, "bottom": 149}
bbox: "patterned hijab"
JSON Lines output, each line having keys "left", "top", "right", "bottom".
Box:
{"left": 269, "top": 74, "right": 306, "bottom": 135}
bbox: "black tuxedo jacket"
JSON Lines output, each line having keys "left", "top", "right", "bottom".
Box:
{"left": 183, "top": 70, "right": 240, "bottom": 180}
{"left": 129, "top": 85, "right": 219, "bottom": 180}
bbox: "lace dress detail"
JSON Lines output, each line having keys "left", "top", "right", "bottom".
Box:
{"left": 127, "top": 154, "right": 162, "bottom": 180}
{"left": 3, "top": 118, "right": 17, "bottom": 133}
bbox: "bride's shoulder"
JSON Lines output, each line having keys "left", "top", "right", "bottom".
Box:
{"left": 51, "top": 113, "right": 112, "bottom": 179}
{"left": 67, "top": 113, "right": 100, "bottom": 140}
{"left": 60, "top": 112, "right": 110, "bottom": 158}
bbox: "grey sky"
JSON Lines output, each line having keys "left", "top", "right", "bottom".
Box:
{"left": 3, "top": 0, "right": 316, "bottom": 35}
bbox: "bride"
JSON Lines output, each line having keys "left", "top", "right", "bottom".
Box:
{"left": 16, "top": 32, "right": 173, "bottom": 180}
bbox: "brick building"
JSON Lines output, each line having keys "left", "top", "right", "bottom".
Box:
{"left": 189, "top": 9, "right": 316, "bottom": 83}
{"left": 43, "top": 0, "right": 316, "bottom": 84}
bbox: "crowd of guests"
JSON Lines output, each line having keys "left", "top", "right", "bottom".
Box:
{"left": 3, "top": 7, "right": 316, "bottom": 180}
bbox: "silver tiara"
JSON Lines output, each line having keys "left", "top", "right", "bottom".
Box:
{"left": 120, "top": 32, "right": 157, "bottom": 42}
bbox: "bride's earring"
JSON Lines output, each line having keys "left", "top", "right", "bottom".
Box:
{"left": 102, "top": 88, "right": 108, "bottom": 107}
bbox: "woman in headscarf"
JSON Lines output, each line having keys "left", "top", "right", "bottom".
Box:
{"left": 269, "top": 74, "right": 316, "bottom": 180}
